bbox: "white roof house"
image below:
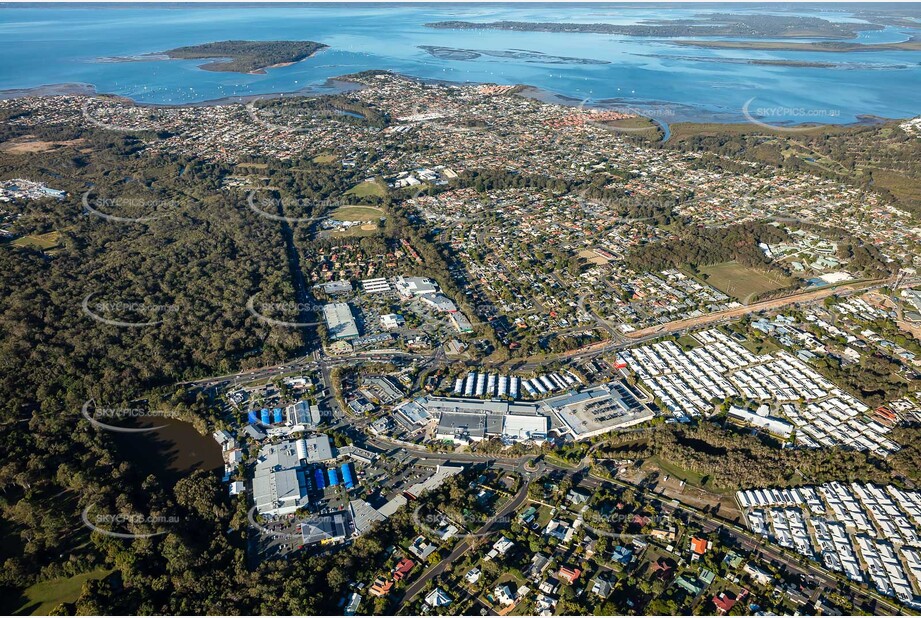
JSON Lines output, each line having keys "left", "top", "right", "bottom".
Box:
{"left": 495, "top": 585, "right": 516, "bottom": 606}
{"left": 424, "top": 588, "right": 453, "bottom": 608}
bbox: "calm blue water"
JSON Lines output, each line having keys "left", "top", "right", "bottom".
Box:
{"left": 0, "top": 3, "right": 919, "bottom": 124}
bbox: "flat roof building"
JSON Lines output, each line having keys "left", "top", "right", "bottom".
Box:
{"left": 503, "top": 414, "right": 549, "bottom": 442}
{"left": 545, "top": 381, "right": 654, "bottom": 439}
{"left": 450, "top": 311, "right": 474, "bottom": 333}
{"left": 395, "top": 276, "right": 439, "bottom": 298}
{"left": 422, "top": 396, "right": 549, "bottom": 444}
{"left": 419, "top": 293, "right": 457, "bottom": 313}
{"left": 728, "top": 405, "right": 795, "bottom": 439}
{"left": 252, "top": 436, "right": 334, "bottom": 517}
{"left": 350, "top": 499, "right": 387, "bottom": 534}
{"left": 301, "top": 510, "right": 352, "bottom": 545}
{"left": 323, "top": 302, "right": 360, "bottom": 340}
{"left": 286, "top": 400, "right": 323, "bottom": 429}
{"left": 316, "top": 280, "right": 353, "bottom": 295}
{"left": 296, "top": 435, "right": 335, "bottom": 463}
{"left": 253, "top": 440, "right": 310, "bottom": 517}
{"left": 361, "top": 277, "right": 391, "bottom": 294}
{"left": 380, "top": 313, "right": 405, "bottom": 329}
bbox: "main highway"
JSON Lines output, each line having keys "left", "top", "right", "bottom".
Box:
{"left": 175, "top": 275, "right": 892, "bottom": 396}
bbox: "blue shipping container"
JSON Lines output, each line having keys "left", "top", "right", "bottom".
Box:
{"left": 314, "top": 467, "right": 326, "bottom": 490}
{"left": 340, "top": 463, "right": 354, "bottom": 489}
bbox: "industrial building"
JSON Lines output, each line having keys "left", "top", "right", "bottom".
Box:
{"left": 285, "top": 400, "right": 323, "bottom": 430}
{"left": 394, "top": 275, "right": 439, "bottom": 298}
{"left": 323, "top": 302, "right": 360, "bottom": 340}
{"left": 252, "top": 436, "right": 335, "bottom": 517}
{"left": 545, "top": 381, "right": 653, "bottom": 439}
{"left": 422, "top": 396, "right": 550, "bottom": 444}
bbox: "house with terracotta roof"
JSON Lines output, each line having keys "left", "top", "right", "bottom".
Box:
{"left": 690, "top": 536, "right": 709, "bottom": 557}
{"left": 712, "top": 592, "right": 738, "bottom": 614}
{"left": 369, "top": 577, "right": 393, "bottom": 597}
{"left": 652, "top": 557, "right": 675, "bottom": 579}
{"left": 558, "top": 566, "right": 582, "bottom": 584}
{"left": 393, "top": 557, "right": 415, "bottom": 581}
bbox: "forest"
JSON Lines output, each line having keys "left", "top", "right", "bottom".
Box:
{"left": 624, "top": 221, "right": 792, "bottom": 276}
{"left": 624, "top": 218, "right": 896, "bottom": 282}
{"left": 593, "top": 422, "right": 921, "bottom": 492}
{"left": 0, "top": 119, "right": 368, "bottom": 612}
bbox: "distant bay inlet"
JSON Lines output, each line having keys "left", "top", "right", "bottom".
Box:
{"left": 0, "top": 4, "right": 919, "bottom": 123}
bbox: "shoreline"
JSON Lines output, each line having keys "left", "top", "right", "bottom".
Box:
{"left": 0, "top": 73, "right": 906, "bottom": 136}
{"left": 0, "top": 78, "right": 364, "bottom": 108}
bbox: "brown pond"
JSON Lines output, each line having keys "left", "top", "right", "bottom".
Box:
{"left": 111, "top": 416, "right": 223, "bottom": 486}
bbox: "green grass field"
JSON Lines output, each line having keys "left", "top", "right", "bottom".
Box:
{"left": 698, "top": 261, "right": 791, "bottom": 302}
{"left": 325, "top": 205, "right": 384, "bottom": 238}
{"left": 644, "top": 455, "right": 706, "bottom": 487}
{"left": 330, "top": 205, "right": 385, "bottom": 221}
{"left": 329, "top": 228, "right": 379, "bottom": 239}
{"left": 9, "top": 231, "right": 61, "bottom": 250}
{"left": 599, "top": 116, "right": 662, "bottom": 141}
{"left": 12, "top": 569, "right": 113, "bottom": 615}
{"left": 740, "top": 336, "right": 781, "bottom": 356}
{"left": 311, "top": 153, "right": 337, "bottom": 164}
{"left": 345, "top": 180, "right": 386, "bottom": 198}
{"left": 535, "top": 503, "right": 554, "bottom": 527}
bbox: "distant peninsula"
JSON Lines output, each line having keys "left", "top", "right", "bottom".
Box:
{"left": 425, "top": 14, "right": 881, "bottom": 39}
{"left": 419, "top": 45, "right": 609, "bottom": 65}
{"left": 669, "top": 38, "right": 921, "bottom": 53}
{"left": 163, "top": 40, "right": 327, "bottom": 74}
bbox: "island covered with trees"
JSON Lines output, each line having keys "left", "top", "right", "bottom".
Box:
{"left": 164, "top": 40, "right": 327, "bottom": 74}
